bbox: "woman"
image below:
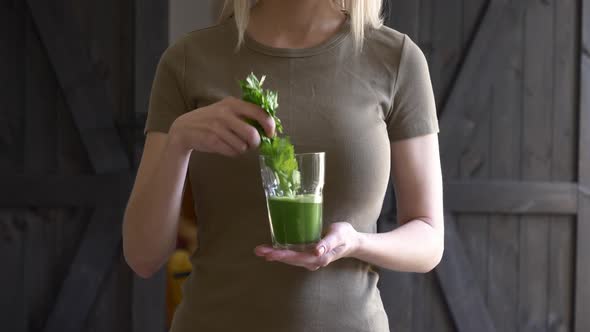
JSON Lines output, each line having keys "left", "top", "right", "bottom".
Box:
{"left": 123, "top": 0, "right": 444, "bottom": 331}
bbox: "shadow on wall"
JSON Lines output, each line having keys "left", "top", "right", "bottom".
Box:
{"left": 169, "top": 0, "right": 225, "bottom": 43}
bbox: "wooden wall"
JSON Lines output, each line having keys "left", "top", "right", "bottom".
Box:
{"left": 0, "top": 0, "right": 140, "bottom": 331}
{"left": 378, "top": 0, "right": 580, "bottom": 331}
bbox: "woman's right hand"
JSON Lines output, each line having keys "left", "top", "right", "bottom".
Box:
{"left": 169, "top": 96, "right": 276, "bottom": 157}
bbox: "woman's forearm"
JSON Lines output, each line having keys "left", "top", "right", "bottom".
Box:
{"left": 123, "top": 136, "right": 191, "bottom": 278}
{"left": 352, "top": 218, "right": 444, "bottom": 273}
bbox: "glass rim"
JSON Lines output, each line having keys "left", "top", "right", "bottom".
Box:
{"left": 259, "top": 151, "right": 325, "bottom": 158}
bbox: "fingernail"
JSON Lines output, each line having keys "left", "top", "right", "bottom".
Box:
{"left": 317, "top": 246, "right": 326, "bottom": 256}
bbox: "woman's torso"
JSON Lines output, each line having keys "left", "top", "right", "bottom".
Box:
{"left": 167, "top": 18, "right": 409, "bottom": 332}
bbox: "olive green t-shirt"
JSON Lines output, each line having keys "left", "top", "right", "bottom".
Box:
{"left": 145, "top": 17, "right": 438, "bottom": 332}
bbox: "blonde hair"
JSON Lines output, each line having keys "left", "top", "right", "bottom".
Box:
{"left": 220, "top": 0, "right": 383, "bottom": 50}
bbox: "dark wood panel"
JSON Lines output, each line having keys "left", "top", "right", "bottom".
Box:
{"left": 425, "top": 271, "right": 454, "bottom": 332}
{"left": 431, "top": 0, "right": 463, "bottom": 110}
{"left": 445, "top": 181, "right": 578, "bottom": 214}
{"left": 0, "top": 211, "right": 27, "bottom": 332}
{"left": 433, "top": 3, "right": 523, "bottom": 331}
{"left": 0, "top": 2, "right": 27, "bottom": 331}
{"left": 25, "top": 0, "right": 129, "bottom": 173}
{"left": 43, "top": 207, "right": 124, "bottom": 332}
{"left": 0, "top": 174, "right": 133, "bottom": 207}
{"left": 23, "top": 10, "right": 57, "bottom": 174}
{"left": 384, "top": 0, "right": 419, "bottom": 39}
{"left": 0, "top": 0, "right": 25, "bottom": 173}
{"left": 456, "top": 0, "right": 490, "bottom": 313}
{"left": 85, "top": 254, "right": 132, "bottom": 332}
{"left": 548, "top": 0, "right": 578, "bottom": 330}
{"left": 377, "top": 215, "right": 414, "bottom": 332}
{"left": 486, "top": 1, "right": 524, "bottom": 331}
{"left": 23, "top": 210, "right": 60, "bottom": 331}
{"left": 411, "top": 273, "right": 428, "bottom": 332}
{"left": 439, "top": 0, "right": 511, "bottom": 178}
{"left": 519, "top": 1, "right": 554, "bottom": 330}
{"left": 436, "top": 214, "right": 495, "bottom": 332}
{"left": 134, "top": 0, "right": 168, "bottom": 117}
{"left": 417, "top": 0, "right": 434, "bottom": 60}
{"left": 22, "top": 8, "right": 61, "bottom": 331}
{"left": 133, "top": 0, "right": 169, "bottom": 331}
{"left": 575, "top": 0, "right": 590, "bottom": 330}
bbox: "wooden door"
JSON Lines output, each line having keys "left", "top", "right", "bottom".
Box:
{"left": 0, "top": 0, "right": 167, "bottom": 331}
{"left": 378, "top": 1, "right": 590, "bottom": 332}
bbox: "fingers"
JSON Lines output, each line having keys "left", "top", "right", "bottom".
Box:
{"left": 225, "top": 97, "right": 276, "bottom": 137}
{"left": 254, "top": 246, "right": 335, "bottom": 271}
{"left": 314, "top": 231, "right": 342, "bottom": 258}
{"left": 225, "top": 115, "right": 261, "bottom": 149}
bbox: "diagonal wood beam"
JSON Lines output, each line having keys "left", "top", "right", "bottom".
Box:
{"left": 436, "top": 214, "right": 496, "bottom": 332}
{"left": 439, "top": 0, "right": 509, "bottom": 177}
{"left": 24, "top": 1, "right": 132, "bottom": 332}
{"left": 42, "top": 207, "right": 125, "bottom": 332}
{"left": 26, "top": 0, "right": 129, "bottom": 174}
{"left": 575, "top": 0, "right": 590, "bottom": 330}
{"left": 433, "top": 0, "right": 528, "bottom": 332}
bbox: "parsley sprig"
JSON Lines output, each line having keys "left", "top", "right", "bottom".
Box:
{"left": 239, "top": 73, "right": 300, "bottom": 196}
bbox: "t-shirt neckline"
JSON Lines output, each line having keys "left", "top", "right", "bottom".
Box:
{"left": 243, "top": 15, "right": 351, "bottom": 58}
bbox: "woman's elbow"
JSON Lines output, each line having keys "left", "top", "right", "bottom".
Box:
{"left": 124, "top": 246, "right": 161, "bottom": 279}
{"left": 417, "top": 229, "right": 444, "bottom": 273}
{"left": 419, "top": 241, "right": 444, "bottom": 273}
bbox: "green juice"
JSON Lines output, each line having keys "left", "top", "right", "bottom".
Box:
{"left": 267, "top": 194, "right": 323, "bottom": 248}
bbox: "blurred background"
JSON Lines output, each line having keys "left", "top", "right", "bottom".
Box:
{"left": 0, "top": 0, "right": 588, "bottom": 332}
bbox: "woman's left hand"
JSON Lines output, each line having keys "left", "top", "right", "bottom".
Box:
{"left": 254, "top": 222, "right": 361, "bottom": 271}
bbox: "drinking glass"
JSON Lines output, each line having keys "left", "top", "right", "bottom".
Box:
{"left": 259, "top": 152, "right": 325, "bottom": 251}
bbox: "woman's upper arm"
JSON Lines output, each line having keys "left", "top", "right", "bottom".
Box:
{"left": 390, "top": 133, "right": 444, "bottom": 231}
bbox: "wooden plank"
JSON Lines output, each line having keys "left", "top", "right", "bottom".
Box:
{"left": 548, "top": 0, "right": 578, "bottom": 330}
{"left": 0, "top": 211, "right": 27, "bottom": 332}
{"left": 411, "top": 273, "right": 428, "bottom": 332}
{"left": 519, "top": 1, "right": 554, "bottom": 330}
{"left": 0, "top": 174, "right": 133, "bottom": 207}
{"left": 436, "top": 214, "right": 496, "bottom": 332}
{"left": 22, "top": 8, "right": 61, "bottom": 331}
{"left": 79, "top": 1, "right": 135, "bottom": 329}
{"left": 486, "top": 1, "right": 523, "bottom": 331}
{"left": 439, "top": 0, "right": 510, "bottom": 177}
{"left": 377, "top": 207, "right": 414, "bottom": 332}
{"left": 433, "top": 1, "right": 524, "bottom": 325}
{"left": 134, "top": 0, "right": 168, "bottom": 117}
{"left": 417, "top": 0, "right": 434, "bottom": 61}
{"left": 431, "top": 0, "right": 463, "bottom": 111}
{"left": 23, "top": 9, "right": 57, "bottom": 174}
{"left": 575, "top": 0, "right": 590, "bottom": 330}
{"left": 444, "top": 181, "right": 578, "bottom": 214}
{"left": 0, "top": 0, "right": 25, "bottom": 173}
{"left": 43, "top": 207, "right": 124, "bottom": 332}
{"left": 132, "top": 0, "right": 169, "bottom": 331}
{"left": 25, "top": 0, "right": 129, "bottom": 173}
{"left": 425, "top": 271, "right": 454, "bottom": 332}
{"left": 385, "top": 0, "right": 420, "bottom": 39}
{"left": 0, "top": 2, "right": 27, "bottom": 331}
{"left": 455, "top": 0, "right": 491, "bottom": 314}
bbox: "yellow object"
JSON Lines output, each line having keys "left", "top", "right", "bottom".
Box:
{"left": 166, "top": 249, "right": 193, "bottom": 326}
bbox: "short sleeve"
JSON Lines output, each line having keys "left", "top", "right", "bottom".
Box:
{"left": 386, "top": 35, "right": 439, "bottom": 141}
{"left": 144, "top": 42, "right": 189, "bottom": 134}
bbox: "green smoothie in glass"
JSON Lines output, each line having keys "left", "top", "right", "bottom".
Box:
{"left": 259, "top": 152, "right": 325, "bottom": 251}
{"left": 267, "top": 194, "right": 323, "bottom": 247}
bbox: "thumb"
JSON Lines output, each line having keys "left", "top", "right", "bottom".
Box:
{"left": 314, "top": 231, "right": 342, "bottom": 257}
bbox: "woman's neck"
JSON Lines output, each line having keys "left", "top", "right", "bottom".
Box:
{"left": 247, "top": 0, "right": 346, "bottom": 49}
